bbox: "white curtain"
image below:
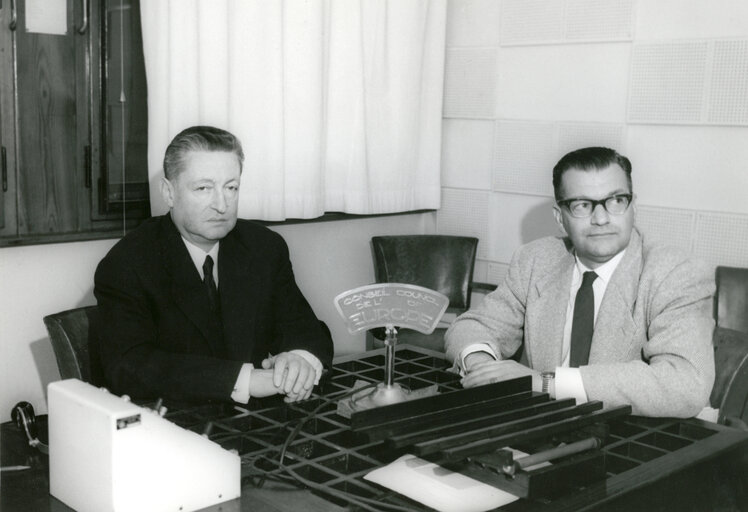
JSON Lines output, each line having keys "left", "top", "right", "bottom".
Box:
{"left": 140, "top": 0, "right": 446, "bottom": 220}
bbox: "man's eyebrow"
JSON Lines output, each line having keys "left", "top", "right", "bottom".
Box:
{"left": 189, "top": 178, "right": 217, "bottom": 185}
{"left": 566, "top": 188, "right": 630, "bottom": 200}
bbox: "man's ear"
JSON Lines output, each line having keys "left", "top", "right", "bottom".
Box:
{"left": 160, "top": 176, "right": 175, "bottom": 208}
{"left": 553, "top": 205, "right": 567, "bottom": 236}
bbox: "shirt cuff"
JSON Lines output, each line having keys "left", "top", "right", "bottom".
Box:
{"left": 289, "top": 349, "right": 324, "bottom": 385}
{"left": 458, "top": 343, "right": 498, "bottom": 374}
{"left": 554, "top": 366, "right": 588, "bottom": 404}
{"left": 230, "top": 363, "right": 254, "bottom": 404}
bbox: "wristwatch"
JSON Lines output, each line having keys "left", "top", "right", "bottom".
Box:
{"left": 541, "top": 371, "right": 555, "bottom": 394}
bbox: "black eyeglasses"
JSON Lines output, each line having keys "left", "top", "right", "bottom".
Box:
{"left": 557, "top": 193, "right": 632, "bottom": 218}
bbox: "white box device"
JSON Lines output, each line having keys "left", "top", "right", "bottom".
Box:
{"left": 48, "top": 379, "right": 241, "bottom": 512}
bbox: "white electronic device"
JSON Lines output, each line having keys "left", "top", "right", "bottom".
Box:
{"left": 48, "top": 379, "right": 240, "bottom": 512}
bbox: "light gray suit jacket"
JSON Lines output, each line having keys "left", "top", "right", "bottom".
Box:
{"left": 445, "top": 229, "right": 715, "bottom": 418}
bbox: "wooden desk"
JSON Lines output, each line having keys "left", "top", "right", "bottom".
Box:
{"left": 2, "top": 346, "right": 747, "bottom": 511}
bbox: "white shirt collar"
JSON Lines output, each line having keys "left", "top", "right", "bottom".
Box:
{"left": 181, "top": 237, "right": 220, "bottom": 282}
{"left": 574, "top": 249, "right": 626, "bottom": 285}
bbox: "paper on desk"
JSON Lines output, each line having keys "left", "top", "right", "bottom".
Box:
{"left": 364, "top": 454, "right": 519, "bottom": 512}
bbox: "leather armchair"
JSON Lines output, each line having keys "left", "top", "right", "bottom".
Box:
{"left": 43, "top": 306, "right": 103, "bottom": 385}
{"left": 715, "top": 266, "right": 748, "bottom": 334}
{"left": 367, "top": 235, "right": 478, "bottom": 352}
{"left": 711, "top": 266, "right": 748, "bottom": 428}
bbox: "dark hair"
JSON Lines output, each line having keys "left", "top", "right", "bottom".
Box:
{"left": 163, "top": 125, "right": 245, "bottom": 180}
{"left": 552, "top": 147, "right": 632, "bottom": 200}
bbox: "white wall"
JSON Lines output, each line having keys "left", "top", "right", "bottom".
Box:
{"left": 438, "top": 0, "right": 748, "bottom": 284}
{"left": 0, "top": 212, "right": 433, "bottom": 422}
{"left": 0, "top": 239, "right": 117, "bottom": 423}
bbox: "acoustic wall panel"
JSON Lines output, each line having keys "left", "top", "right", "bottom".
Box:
{"left": 472, "top": 259, "right": 489, "bottom": 285}
{"left": 500, "top": 0, "right": 634, "bottom": 46}
{"left": 487, "top": 262, "right": 509, "bottom": 286}
{"left": 634, "top": 206, "right": 695, "bottom": 253}
{"left": 565, "top": 0, "right": 635, "bottom": 42}
{"left": 443, "top": 48, "right": 498, "bottom": 118}
{"left": 628, "top": 41, "right": 709, "bottom": 124}
{"left": 692, "top": 212, "right": 748, "bottom": 268}
{"left": 500, "top": 0, "right": 565, "bottom": 46}
{"left": 437, "top": 188, "right": 490, "bottom": 259}
{"left": 557, "top": 122, "right": 626, "bottom": 157}
{"left": 446, "top": 0, "right": 502, "bottom": 48}
{"left": 708, "top": 40, "right": 748, "bottom": 125}
{"left": 635, "top": 0, "right": 748, "bottom": 40}
{"left": 492, "top": 121, "right": 556, "bottom": 196}
{"left": 493, "top": 121, "right": 627, "bottom": 196}
{"left": 489, "top": 193, "right": 558, "bottom": 263}
{"left": 442, "top": 119, "right": 494, "bottom": 190}
{"left": 627, "top": 125, "right": 748, "bottom": 215}
{"left": 497, "top": 44, "right": 631, "bottom": 122}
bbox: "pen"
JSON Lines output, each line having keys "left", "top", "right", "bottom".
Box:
{"left": 1, "top": 465, "right": 31, "bottom": 472}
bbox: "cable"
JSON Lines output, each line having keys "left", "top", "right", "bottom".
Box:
{"left": 278, "top": 382, "right": 377, "bottom": 467}
{"left": 270, "top": 383, "right": 419, "bottom": 512}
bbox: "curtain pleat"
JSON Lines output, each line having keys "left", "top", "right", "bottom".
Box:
{"left": 141, "top": 0, "right": 446, "bottom": 220}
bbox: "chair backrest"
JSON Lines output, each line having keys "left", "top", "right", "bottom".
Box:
{"left": 43, "top": 306, "right": 101, "bottom": 384}
{"left": 371, "top": 235, "right": 479, "bottom": 313}
{"left": 715, "top": 266, "right": 748, "bottom": 334}
{"left": 711, "top": 327, "right": 748, "bottom": 427}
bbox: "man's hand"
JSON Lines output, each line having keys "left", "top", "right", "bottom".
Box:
{"left": 461, "top": 359, "right": 541, "bottom": 391}
{"left": 247, "top": 369, "right": 283, "bottom": 398}
{"left": 262, "top": 352, "right": 315, "bottom": 403}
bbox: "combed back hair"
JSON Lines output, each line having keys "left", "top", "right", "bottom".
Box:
{"left": 552, "top": 147, "right": 632, "bottom": 200}
{"left": 163, "top": 125, "right": 245, "bottom": 180}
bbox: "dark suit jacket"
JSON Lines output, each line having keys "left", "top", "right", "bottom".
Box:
{"left": 94, "top": 214, "right": 334, "bottom": 402}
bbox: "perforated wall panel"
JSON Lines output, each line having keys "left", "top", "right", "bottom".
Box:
{"left": 446, "top": 0, "right": 502, "bottom": 48}
{"left": 565, "top": 0, "right": 634, "bottom": 42}
{"left": 557, "top": 123, "right": 626, "bottom": 156}
{"left": 634, "top": 0, "right": 748, "bottom": 40}
{"left": 626, "top": 125, "right": 748, "bottom": 214}
{"left": 708, "top": 40, "right": 748, "bottom": 125}
{"left": 500, "top": 0, "right": 565, "bottom": 45}
{"left": 437, "top": 188, "right": 491, "bottom": 259}
{"left": 493, "top": 121, "right": 556, "bottom": 195}
{"left": 635, "top": 206, "right": 695, "bottom": 253}
{"left": 501, "top": 0, "right": 634, "bottom": 45}
{"left": 487, "top": 262, "right": 509, "bottom": 286}
{"left": 443, "top": 48, "right": 498, "bottom": 118}
{"left": 628, "top": 42, "right": 709, "bottom": 124}
{"left": 693, "top": 212, "right": 748, "bottom": 268}
{"left": 472, "top": 259, "right": 489, "bottom": 284}
{"left": 442, "top": 119, "right": 495, "bottom": 190}
{"left": 492, "top": 121, "right": 626, "bottom": 196}
{"left": 489, "top": 193, "right": 558, "bottom": 263}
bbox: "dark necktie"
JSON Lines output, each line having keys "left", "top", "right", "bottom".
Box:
{"left": 570, "top": 271, "right": 597, "bottom": 367}
{"left": 203, "top": 255, "right": 219, "bottom": 311}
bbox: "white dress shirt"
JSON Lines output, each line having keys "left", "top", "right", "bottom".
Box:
{"left": 181, "top": 237, "right": 322, "bottom": 403}
{"left": 459, "top": 250, "right": 626, "bottom": 404}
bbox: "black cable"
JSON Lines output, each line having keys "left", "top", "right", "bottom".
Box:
{"left": 272, "top": 382, "right": 420, "bottom": 512}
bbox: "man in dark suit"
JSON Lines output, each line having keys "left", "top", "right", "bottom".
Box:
{"left": 94, "top": 126, "right": 333, "bottom": 404}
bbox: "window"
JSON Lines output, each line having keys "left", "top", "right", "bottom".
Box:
{"left": 0, "top": 0, "right": 149, "bottom": 246}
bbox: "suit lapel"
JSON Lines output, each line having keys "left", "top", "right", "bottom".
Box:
{"left": 528, "top": 249, "right": 575, "bottom": 370}
{"left": 218, "top": 230, "right": 261, "bottom": 360}
{"left": 160, "top": 215, "right": 224, "bottom": 354}
{"left": 589, "top": 230, "right": 642, "bottom": 363}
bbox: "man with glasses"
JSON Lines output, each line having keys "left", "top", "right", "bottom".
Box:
{"left": 445, "top": 147, "right": 714, "bottom": 418}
